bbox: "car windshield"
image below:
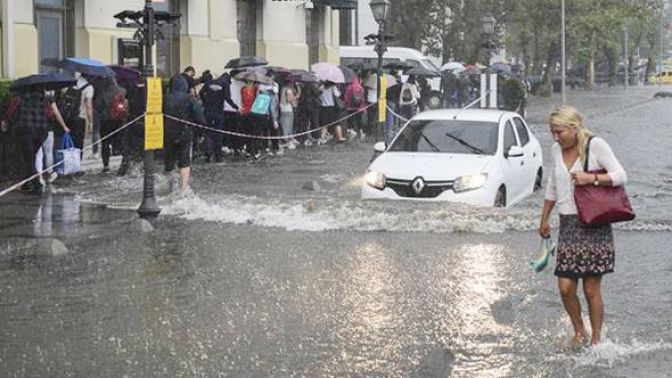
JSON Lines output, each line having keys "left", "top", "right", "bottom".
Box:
{"left": 388, "top": 119, "right": 499, "bottom": 155}
{"left": 421, "top": 59, "right": 440, "bottom": 71}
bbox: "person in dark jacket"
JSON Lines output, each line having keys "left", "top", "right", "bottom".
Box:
{"left": 164, "top": 75, "right": 206, "bottom": 191}
{"left": 92, "top": 77, "right": 125, "bottom": 173}
{"left": 1, "top": 91, "right": 54, "bottom": 194}
{"left": 199, "top": 71, "right": 239, "bottom": 162}
{"left": 296, "top": 82, "right": 321, "bottom": 144}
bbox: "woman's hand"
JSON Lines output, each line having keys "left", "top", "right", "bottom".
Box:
{"left": 539, "top": 220, "right": 551, "bottom": 238}
{"left": 571, "top": 172, "right": 595, "bottom": 186}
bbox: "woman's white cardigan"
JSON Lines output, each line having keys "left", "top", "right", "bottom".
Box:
{"left": 545, "top": 137, "right": 627, "bottom": 215}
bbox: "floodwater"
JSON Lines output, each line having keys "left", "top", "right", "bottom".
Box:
{"left": 1, "top": 87, "right": 671, "bottom": 377}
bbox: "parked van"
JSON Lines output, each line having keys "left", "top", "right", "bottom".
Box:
{"left": 340, "top": 46, "right": 443, "bottom": 109}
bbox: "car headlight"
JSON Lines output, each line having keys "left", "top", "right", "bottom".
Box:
{"left": 364, "top": 170, "right": 386, "bottom": 190}
{"left": 453, "top": 173, "right": 488, "bottom": 193}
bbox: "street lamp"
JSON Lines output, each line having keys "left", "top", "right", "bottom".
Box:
{"left": 482, "top": 13, "right": 496, "bottom": 67}
{"left": 369, "top": 0, "right": 391, "bottom": 142}
{"left": 115, "top": 1, "right": 180, "bottom": 219}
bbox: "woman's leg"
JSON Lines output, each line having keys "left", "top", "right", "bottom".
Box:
{"left": 583, "top": 276, "right": 604, "bottom": 346}
{"left": 558, "top": 277, "right": 587, "bottom": 345}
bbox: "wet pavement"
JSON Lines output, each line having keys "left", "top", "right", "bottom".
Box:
{"left": 1, "top": 87, "right": 672, "bottom": 377}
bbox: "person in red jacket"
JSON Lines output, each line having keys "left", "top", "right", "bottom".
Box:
{"left": 344, "top": 76, "right": 366, "bottom": 140}
{"left": 240, "top": 81, "right": 257, "bottom": 156}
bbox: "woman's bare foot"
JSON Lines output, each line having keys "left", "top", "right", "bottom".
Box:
{"left": 590, "top": 334, "right": 600, "bottom": 346}
{"left": 569, "top": 330, "right": 588, "bottom": 349}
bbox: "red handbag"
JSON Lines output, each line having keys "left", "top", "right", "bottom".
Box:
{"left": 574, "top": 137, "right": 635, "bottom": 226}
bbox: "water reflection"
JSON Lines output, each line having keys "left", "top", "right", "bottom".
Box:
{"left": 450, "top": 243, "right": 513, "bottom": 377}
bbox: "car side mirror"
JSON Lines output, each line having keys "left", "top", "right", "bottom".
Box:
{"left": 506, "top": 146, "right": 524, "bottom": 158}
{"left": 373, "top": 141, "right": 387, "bottom": 153}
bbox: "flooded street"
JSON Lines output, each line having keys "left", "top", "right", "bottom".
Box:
{"left": 1, "top": 87, "right": 672, "bottom": 377}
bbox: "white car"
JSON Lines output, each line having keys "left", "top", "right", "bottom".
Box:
{"left": 361, "top": 109, "right": 543, "bottom": 207}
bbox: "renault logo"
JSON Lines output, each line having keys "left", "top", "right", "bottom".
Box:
{"left": 411, "top": 177, "right": 425, "bottom": 194}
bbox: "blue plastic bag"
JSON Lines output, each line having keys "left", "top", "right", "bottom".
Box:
{"left": 529, "top": 237, "right": 557, "bottom": 273}
{"left": 56, "top": 133, "right": 83, "bottom": 175}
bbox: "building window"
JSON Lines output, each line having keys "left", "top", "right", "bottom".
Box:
{"left": 35, "top": 0, "right": 74, "bottom": 73}
{"left": 339, "top": 9, "right": 355, "bottom": 46}
{"left": 306, "top": 8, "right": 322, "bottom": 65}
{"left": 153, "top": 0, "right": 182, "bottom": 77}
{"left": 237, "top": 0, "right": 258, "bottom": 57}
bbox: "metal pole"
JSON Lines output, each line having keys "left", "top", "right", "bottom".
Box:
{"left": 624, "top": 26, "right": 629, "bottom": 89}
{"left": 138, "top": 0, "right": 161, "bottom": 218}
{"left": 662, "top": 7, "right": 666, "bottom": 75}
{"left": 375, "top": 21, "right": 386, "bottom": 143}
{"left": 561, "top": 0, "right": 566, "bottom": 104}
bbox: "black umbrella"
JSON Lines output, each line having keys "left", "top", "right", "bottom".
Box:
{"left": 225, "top": 56, "right": 268, "bottom": 69}
{"left": 406, "top": 67, "right": 440, "bottom": 77}
{"left": 109, "top": 65, "right": 142, "bottom": 84}
{"left": 338, "top": 65, "right": 358, "bottom": 83}
{"left": 60, "top": 57, "right": 115, "bottom": 78}
{"left": 10, "top": 72, "right": 77, "bottom": 92}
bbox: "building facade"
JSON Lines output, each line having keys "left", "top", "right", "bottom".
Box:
{"left": 0, "top": 0, "right": 356, "bottom": 79}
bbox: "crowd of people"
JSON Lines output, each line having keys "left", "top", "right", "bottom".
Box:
{"left": 0, "top": 59, "right": 531, "bottom": 195}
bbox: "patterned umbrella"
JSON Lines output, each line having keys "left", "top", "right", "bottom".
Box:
{"left": 234, "top": 70, "right": 273, "bottom": 84}
{"left": 310, "top": 62, "right": 345, "bottom": 84}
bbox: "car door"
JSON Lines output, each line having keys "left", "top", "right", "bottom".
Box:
{"left": 502, "top": 118, "right": 526, "bottom": 202}
{"left": 513, "top": 116, "right": 536, "bottom": 193}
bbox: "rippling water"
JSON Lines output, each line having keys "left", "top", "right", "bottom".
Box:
{"left": 2, "top": 88, "right": 671, "bottom": 376}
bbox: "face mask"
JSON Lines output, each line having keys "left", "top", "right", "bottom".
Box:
{"left": 74, "top": 72, "right": 82, "bottom": 79}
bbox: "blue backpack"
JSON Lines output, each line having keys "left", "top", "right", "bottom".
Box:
{"left": 251, "top": 92, "right": 271, "bottom": 115}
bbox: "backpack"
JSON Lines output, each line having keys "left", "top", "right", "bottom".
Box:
{"left": 59, "top": 84, "right": 89, "bottom": 121}
{"left": 251, "top": 92, "right": 272, "bottom": 115}
{"left": 108, "top": 89, "right": 129, "bottom": 121}
{"left": 401, "top": 87, "right": 413, "bottom": 102}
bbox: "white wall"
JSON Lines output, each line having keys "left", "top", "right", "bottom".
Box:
{"left": 82, "top": 0, "right": 144, "bottom": 29}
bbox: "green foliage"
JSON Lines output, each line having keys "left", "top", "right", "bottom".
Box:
{"left": 389, "top": 0, "right": 668, "bottom": 94}
{"left": 501, "top": 78, "right": 526, "bottom": 111}
{"left": 0, "top": 80, "right": 13, "bottom": 115}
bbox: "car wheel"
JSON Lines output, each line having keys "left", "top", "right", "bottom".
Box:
{"left": 533, "top": 168, "right": 543, "bottom": 192}
{"left": 494, "top": 186, "right": 507, "bottom": 207}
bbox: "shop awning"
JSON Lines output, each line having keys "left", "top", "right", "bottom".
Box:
{"left": 313, "top": 0, "right": 358, "bottom": 10}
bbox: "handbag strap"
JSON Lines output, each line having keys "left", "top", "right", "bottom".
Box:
{"left": 583, "top": 135, "right": 595, "bottom": 172}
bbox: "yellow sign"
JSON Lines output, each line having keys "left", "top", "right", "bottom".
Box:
{"left": 146, "top": 77, "right": 163, "bottom": 114}
{"left": 144, "top": 113, "right": 164, "bottom": 150}
{"left": 378, "top": 98, "right": 387, "bottom": 123}
{"left": 379, "top": 76, "right": 387, "bottom": 100}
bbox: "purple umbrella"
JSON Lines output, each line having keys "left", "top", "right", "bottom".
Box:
{"left": 109, "top": 65, "right": 142, "bottom": 84}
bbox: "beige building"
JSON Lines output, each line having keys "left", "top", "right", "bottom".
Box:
{"left": 0, "top": 0, "right": 357, "bottom": 79}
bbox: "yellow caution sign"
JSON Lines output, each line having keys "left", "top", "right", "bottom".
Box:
{"left": 146, "top": 77, "right": 163, "bottom": 114}
{"left": 377, "top": 75, "right": 387, "bottom": 123}
{"left": 379, "top": 76, "right": 387, "bottom": 100}
{"left": 144, "top": 113, "right": 164, "bottom": 150}
{"left": 378, "top": 98, "right": 387, "bottom": 123}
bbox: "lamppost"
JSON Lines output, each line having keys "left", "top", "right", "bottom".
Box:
{"left": 369, "top": 0, "right": 391, "bottom": 142}
{"left": 115, "top": 1, "right": 180, "bottom": 219}
{"left": 482, "top": 14, "right": 496, "bottom": 68}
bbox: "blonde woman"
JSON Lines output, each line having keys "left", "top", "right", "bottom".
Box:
{"left": 539, "top": 106, "right": 627, "bottom": 347}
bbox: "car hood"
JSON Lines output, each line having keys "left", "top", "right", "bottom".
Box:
{"left": 370, "top": 152, "right": 494, "bottom": 181}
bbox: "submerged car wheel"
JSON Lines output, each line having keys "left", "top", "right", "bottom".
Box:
{"left": 533, "top": 168, "right": 543, "bottom": 192}
{"left": 494, "top": 186, "right": 507, "bottom": 207}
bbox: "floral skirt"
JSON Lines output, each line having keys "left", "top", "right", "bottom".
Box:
{"left": 555, "top": 214, "right": 615, "bottom": 279}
